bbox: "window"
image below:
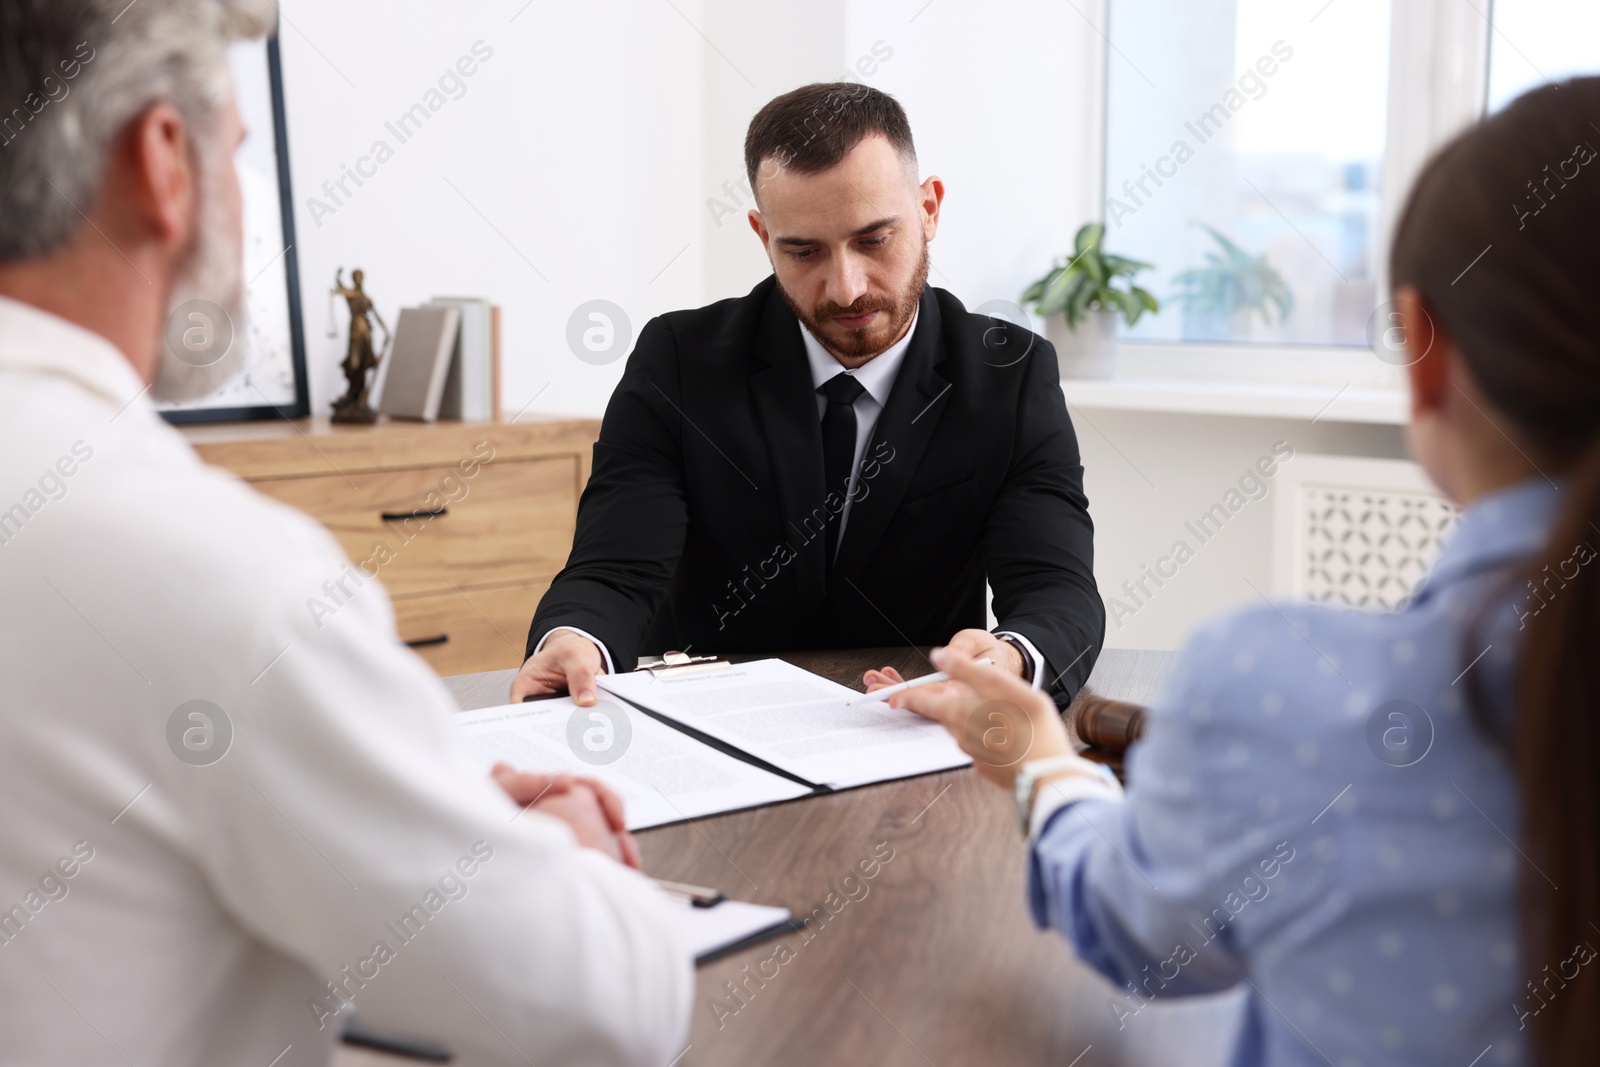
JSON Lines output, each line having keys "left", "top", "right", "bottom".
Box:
{"left": 1486, "top": 0, "right": 1600, "bottom": 110}
{"left": 1070, "top": 0, "right": 1598, "bottom": 378}
{"left": 1102, "top": 0, "right": 1392, "bottom": 348}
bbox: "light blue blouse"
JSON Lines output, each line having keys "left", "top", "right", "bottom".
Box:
{"left": 1032, "top": 478, "right": 1564, "bottom": 1067}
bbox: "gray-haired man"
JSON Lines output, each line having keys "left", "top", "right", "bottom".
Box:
{"left": 0, "top": 4, "right": 689, "bottom": 1064}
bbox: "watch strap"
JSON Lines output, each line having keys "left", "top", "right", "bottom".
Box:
{"left": 1015, "top": 755, "right": 1121, "bottom": 837}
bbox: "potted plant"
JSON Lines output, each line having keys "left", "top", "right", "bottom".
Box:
{"left": 1170, "top": 225, "right": 1294, "bottom": 342}
{"left": 1021, "top": 222, "right": 1159, "bottom": 379}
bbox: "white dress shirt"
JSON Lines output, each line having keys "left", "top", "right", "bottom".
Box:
{"left": 799, "top": 312, "right": 917, "bottom": 540}
{"left": 0, "top": 296, "right": 690, "bottom": 1067}
{"left": 546, "top": 313, "right": 1045, "bottom": 687}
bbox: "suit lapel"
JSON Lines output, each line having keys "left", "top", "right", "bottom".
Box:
{"left": 747, "top": 287, "right": 829, "bottom": 611}
{"left": 831, "top": 289, "right": 950, "bottom": 583}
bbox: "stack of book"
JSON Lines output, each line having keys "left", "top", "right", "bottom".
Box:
{"left": 375, "top": 296, "right": 501, "bottom": 422}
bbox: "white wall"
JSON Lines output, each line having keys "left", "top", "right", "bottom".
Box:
{"left": 1080, "top": 411, "right": 1406, "bottom": 650}
{"left": 840, "top": 0, "right": 1105, "bottom": 316}
{"left": 692, "top": 0, "right": 1102, "bottom": 316}
{"left": 277, "top": 0, "right": 707, "bottom": 419}
{"left": 277, "top": 0, "right": 1112, "bottom": 418}
{"left": 699, "top": 0, "right": 847, "bottom": 299}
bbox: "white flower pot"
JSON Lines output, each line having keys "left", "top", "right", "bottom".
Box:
{"left": 1045, "top": 307, "right": 1120, "bottom": 380}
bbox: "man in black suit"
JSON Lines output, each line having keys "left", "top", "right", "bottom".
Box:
{"left": 512, "top": 82, "right": 1103, "bottom": 709}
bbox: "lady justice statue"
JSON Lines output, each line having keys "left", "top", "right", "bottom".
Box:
{"left": 329, "top": 268, "right": 390, "bottom": 424}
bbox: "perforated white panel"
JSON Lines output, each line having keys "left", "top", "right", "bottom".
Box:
{"left": 1300, "top": 487, "right": 1459, "bottom": 609}
{"left": 1273, "top": 455, "right": 1460, "bottom": 611}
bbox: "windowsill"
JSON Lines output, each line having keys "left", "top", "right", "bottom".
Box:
{"left": 1053, "top": 342, "right": 1409, "bottom": 425}
{"left": 1060, "top": 376, "right": 1407, "bottom": 424}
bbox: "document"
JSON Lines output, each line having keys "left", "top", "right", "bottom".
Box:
{"left": 455, "top": 697, "right": 812, "bottom": 830}
{"left": 598, "top": 658, "right": 972, "bottom": 790}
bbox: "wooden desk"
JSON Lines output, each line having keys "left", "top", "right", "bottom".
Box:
{"left": 338, "top": 648, "right": 1245, "bottom": 1067}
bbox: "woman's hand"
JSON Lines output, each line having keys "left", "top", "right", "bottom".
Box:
{"left": 891, "top": 647, "right": 1075, "bottom": 790}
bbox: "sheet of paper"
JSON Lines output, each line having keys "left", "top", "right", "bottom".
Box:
{"left": 662, "top": 894, "right": 795, "bottom": 965}
{"left": 454, "top": 697, "right": 812, "bottom": 830}
{"left": 597, "top": 658, "right": 972, "bottom": 790}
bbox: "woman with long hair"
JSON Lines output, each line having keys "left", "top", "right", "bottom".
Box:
{"left": 881, "top": 78, "right": 1600, "bottom": 1065}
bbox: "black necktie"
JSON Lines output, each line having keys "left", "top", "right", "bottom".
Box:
{"left": 819, "top": 373, "right": 866, "bottom": 565}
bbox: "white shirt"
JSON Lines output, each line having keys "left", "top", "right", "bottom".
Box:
{"left": 0, "top": 296, "right": 690, "bottom": 1067}
{"left": 547, "top": 312, "right": 1046, "bottom": 687}
{"left": 799, "top": 312, "right": 917, "bottom": 540}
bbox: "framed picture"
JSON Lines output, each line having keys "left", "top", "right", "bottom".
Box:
{"left": 158, "top": 36, "right": 309, "bottom": 425}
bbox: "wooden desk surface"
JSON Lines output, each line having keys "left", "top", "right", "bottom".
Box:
{"left": 339, "top": 648, "right": 1245, "bottom": 1067}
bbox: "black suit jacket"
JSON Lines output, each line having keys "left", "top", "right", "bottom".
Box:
{"left": 528, "top": 277, "right": 1105, "bottom": 702}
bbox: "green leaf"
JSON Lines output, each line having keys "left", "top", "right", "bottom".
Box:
{"left": 1073, "top": 222, "right": 1105, "bottom": 258}
{"left": 1029, "top": 223, "right": 1161, "bottom": 324}
{"left": 1036, "top": 267, "right": 1078, "bottom": 316}
{"left": 1168, "top": 222, "right": 1295, "bottom": 321}
{"left": 1020, "top": 269, "right": 1056, "bottom": 305}
{"left": 1101, "top": 254, "right": 1154, "bottom": 276}
{"left": 1066, "top": 275, "right": 1096, "bottom": 327}
{"left": 1117, "top": 289, "right": 1144, "bottom": 326}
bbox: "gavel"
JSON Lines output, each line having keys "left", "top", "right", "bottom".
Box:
{"left": 1069, "top": 691, "right": 1147, "bottom": 756}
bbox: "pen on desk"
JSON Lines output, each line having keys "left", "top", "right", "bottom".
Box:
{"left": 652, "top": 877, "right": 727, "bottom": 907}
{"left": 845, "top": 658, "right": 993, "bottom": 705}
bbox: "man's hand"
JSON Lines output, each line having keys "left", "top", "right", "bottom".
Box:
{"left": 862, "top": 664, "right": 908, "bottom": 692}
{"left": 861, "top": 628, "right": 1023, "bottom": 694}
{"left": 491, "top": 763, "right": 641, "bottom": 869}
{"left": 509, "top": 629, "right": 605, "bottom": 705}
{"left": 945, "top": 628, "right": 1024, "bottom": 677}
{"left": 890, "top": 648, "right": 1073, "bottom": 789}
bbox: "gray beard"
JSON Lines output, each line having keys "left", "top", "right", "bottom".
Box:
{"left": 151, "top": 151, "right": 246, "bottom": 404}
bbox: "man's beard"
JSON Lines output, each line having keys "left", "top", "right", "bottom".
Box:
{"left": 780, "top": 241, "right": 930, "bottom": 363}
{"left": 151, "top": 145, "right": 246, "bottom": 403}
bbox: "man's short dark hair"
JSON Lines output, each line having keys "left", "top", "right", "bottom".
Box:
{"left": 743, "top": 82, "right": 917, "bottom": 193}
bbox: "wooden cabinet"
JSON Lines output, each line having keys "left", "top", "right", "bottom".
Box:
{"left": 183, "top": 416, "right": 599, "bottom": 677}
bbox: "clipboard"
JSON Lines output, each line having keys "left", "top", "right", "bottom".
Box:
{"left": 666, "top": 895, "right": 804, "bottom": 965}
{"left": 694, "top": 914, "right": 808, "bottom": 966}
{"left": 655, "top": 877, "right": 802, "bottom": 964}
{"left": 636, "top": 651, "right": 735, "bottom": 678}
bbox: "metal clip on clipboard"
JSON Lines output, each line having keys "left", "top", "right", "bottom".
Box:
{"left": 638, "top": 651, "right": 733, "bottom": 679}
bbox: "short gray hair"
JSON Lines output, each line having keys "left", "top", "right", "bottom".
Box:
{"left": 0, "top": 0, "right": 275, "bottom": 262}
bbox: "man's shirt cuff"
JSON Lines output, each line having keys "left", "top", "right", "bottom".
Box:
{"left": 994, "top": 630, "right": 1046, "bottom": 690}
{"left": 534, "top": 627, "right": 616, "bottom": 675}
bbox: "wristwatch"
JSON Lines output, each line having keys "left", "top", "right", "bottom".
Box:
{"left": 1014, "top": 755, "right": 1119, "bottom": 836}
{"left": 997, "top": 634, "right": 1035, "bottom": 683}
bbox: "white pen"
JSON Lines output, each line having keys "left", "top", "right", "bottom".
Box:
{"left": 846, "top": 657, "right": 994, "bottom": 705}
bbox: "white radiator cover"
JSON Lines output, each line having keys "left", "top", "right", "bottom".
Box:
{"left": 1273, "top": 455, "right": 1459, "bottom": 610}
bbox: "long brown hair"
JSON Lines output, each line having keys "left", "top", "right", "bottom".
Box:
{"left": 1390, "top": 78, "right": 1600, "bottom": 1063}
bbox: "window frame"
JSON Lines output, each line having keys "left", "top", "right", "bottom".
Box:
{"left": 1075, "top": 0, "right": 1492, "bottom": 387}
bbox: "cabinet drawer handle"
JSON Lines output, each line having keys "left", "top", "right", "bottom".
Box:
{"left": 381, "top": 506, "right": 448, "bottom": 521}
{"left": 405, "top": 633, "right": 450, "bottom": 649}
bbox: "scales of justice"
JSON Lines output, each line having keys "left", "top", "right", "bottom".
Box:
{"left": 328, "top": 267, "right": 391, "bottom": 424}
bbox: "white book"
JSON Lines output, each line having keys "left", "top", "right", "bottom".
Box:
{"left": 454, "top": 696, "right": 812, "bottom": 830}
{"left": 597, "top": 658, "right": 972, "bottom": 791}
{"left": 431, "top": 296, "right": 493, "bottom": 421}
{"left": 375, "top": 305, "right": 460, "bottom": 422}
